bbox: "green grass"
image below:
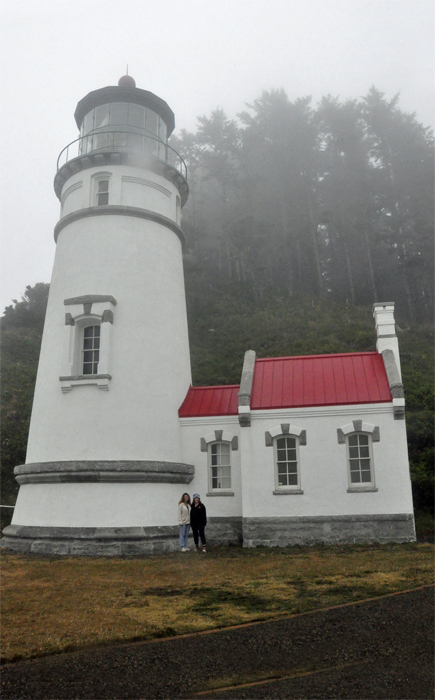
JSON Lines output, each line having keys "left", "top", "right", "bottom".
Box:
{"left": 1, "top": 542, "right": 433, "bottom": 663}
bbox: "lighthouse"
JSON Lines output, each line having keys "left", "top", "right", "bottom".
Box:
{"left": 3, "top": 77, "right": 416, "bottom": 553}
{"left": 4, "top": 76, "right": 195, "bottom": 554}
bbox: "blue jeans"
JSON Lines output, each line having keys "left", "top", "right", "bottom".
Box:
{"left": 179, "top": 523, "right": 190, "bottom": 549}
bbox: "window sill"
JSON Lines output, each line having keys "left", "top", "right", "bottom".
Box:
{"left": 273, "top": 489, "right": 304, "bottom": 495}
{"left": 206, "top": 491, "right": 234, "bottom": 497}
{"left": 59, "top": 374, "right": 112, "bottom": 393}
{"left": 347, "top": 487, "right": 378, "bottom": 493}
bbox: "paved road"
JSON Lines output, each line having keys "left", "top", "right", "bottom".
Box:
{"left": 2, "top": 586, "right": 433, "bottom": 699}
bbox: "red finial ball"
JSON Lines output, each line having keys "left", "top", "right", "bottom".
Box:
{"left": 118, "top": 75, "right": 136, "bottom": 88}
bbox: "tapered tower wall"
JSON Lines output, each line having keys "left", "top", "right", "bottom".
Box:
{"left": 3, "top": 79, "right": 196, "bottom": 554}
{"left": 26, "top": 166, "right": 191, "bottom": 463}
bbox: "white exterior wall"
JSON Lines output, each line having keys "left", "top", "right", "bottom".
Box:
{"left": 180, "top": 417, "right": 242, "bottom": 517}
{"left": 60, "top": 166, "right": 178, "bottom": 221}
{"left": 240, "top": 404, "right": 414, "bottom": 519}
{"left": 12, "top": 482, "right": 187, "bottom": 528}
{"left": 25, "top": 165, "right": 191, "bottom": 464}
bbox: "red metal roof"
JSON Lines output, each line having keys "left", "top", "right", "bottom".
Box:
{"left": 250, "top": 352, "right": 391, "bottom": 409}
{"left": 179, "top": 385, "right": 240, "bottom": 417}
{"left": 179, "top": 352, "right": 391, "bottom": 417}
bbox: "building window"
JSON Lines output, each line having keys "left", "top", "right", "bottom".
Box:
{"left": 82, "top": 325, "right": 100, "bottom": 374}
{"left": 176, "top": 195, "right": 181, "bottom": 225}
{"left": 96, "top": 179, "right": 109, "bottom": 206}
{"left": 347, "top": 433, "right": 374, "bottom": 486}
{"left": 209, "top": 442, "right": 231, "bottom": 491}
{"left": 274, "top": 435, "right": 300, "bottom": 490}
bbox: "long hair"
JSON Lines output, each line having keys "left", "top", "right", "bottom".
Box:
{"left": 178, "top": 492, "right": 191, "bottom": 505}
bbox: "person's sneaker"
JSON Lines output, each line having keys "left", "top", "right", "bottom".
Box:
{"left": 202, "top": 545, "right": 206, "bottom": 553}
{"left": 194, "top": 546, "right": 199, "bottom": 552}
{"left": 181, "top": 547, "right": 188, "bottom": 552}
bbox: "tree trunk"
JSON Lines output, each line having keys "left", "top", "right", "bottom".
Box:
{"left": 343, "top": 237, "right": 356, "bottom": 305}
{"left": 363, "top": 229, "right": 378, "bottom": 301}
{"left": 308, "top": 199, "right": 324, "bottom": 296}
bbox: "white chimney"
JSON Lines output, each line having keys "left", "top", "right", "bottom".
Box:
{"left": 373, "top": 303, "right": 405, "bottom": 419}
{"left": 373, "top": 302, "right": 402, "bottom": 379}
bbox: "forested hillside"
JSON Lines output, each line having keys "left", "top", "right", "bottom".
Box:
{"left": 171, "top": 87, "right": 433, "bottom": 323}
{"left": 1, "top": 87, "right": 433, "bottom": 529}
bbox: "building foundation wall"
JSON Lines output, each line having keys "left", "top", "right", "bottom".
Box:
{"left": 2, "top": 514, "right": 415, "bottom": 555}
{"left": 242, "top": 514, "right": 416, "bottom": 547}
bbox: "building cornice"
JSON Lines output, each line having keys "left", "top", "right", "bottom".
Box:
{"left": 54, "top": 206, "right": 185, "bottom": 245}
{"left": 14, "top": 460, "right": 194, "bottom": 485}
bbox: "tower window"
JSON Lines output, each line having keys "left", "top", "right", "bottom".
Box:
{"left": 96, "top": 179, "right": 109, "bottom": 206}
{"left": 82, "top": 325, "right": 100, "bottom": 374}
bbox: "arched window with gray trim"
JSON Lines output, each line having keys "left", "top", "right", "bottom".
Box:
{"left": 265, "top": 423, "right": 306, "bottom": 495}
{"left": 337, "top": 420, "right": 379, "bottom": 493}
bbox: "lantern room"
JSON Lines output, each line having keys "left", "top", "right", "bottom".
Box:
{"left": 54, "top": 75, "right": 188, "bottom": 204}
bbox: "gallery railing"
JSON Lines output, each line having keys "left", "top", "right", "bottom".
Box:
{"left": 57, "top": 130, "right": 187, "bottom": 179}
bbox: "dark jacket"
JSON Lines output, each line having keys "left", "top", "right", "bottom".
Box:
{"left": 190, "top": 502, "right": 207, "bottom": 527}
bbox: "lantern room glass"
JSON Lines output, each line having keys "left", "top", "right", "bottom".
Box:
{"left": 79, "top": 103, "right": 167, "bottom": 158}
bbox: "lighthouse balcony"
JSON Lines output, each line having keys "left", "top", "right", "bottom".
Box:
{"left": 54, "top": 130, "right": 188, "bottom": 205}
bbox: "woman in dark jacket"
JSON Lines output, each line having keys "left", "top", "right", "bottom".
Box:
{"left": 190, "top": 493, "right": 207, "bottom": 552}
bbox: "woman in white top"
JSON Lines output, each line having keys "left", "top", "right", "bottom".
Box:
{"left": 178, "top": 493, "right": 191, "bottom": 551}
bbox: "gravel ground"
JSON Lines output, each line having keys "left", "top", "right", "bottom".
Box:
{"left": 1, "top": 586, "right": 433, "bottom": 700}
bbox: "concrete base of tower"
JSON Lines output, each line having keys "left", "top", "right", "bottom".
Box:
{"left": 1, "top": 518, "right": 243, "bottom": 556}
{"left": 1, "top": 525, "right": 181, "bottom": 555}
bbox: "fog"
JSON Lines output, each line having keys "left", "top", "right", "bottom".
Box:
{"left": 1, "top": 0, "right": 433, "bottom": 310}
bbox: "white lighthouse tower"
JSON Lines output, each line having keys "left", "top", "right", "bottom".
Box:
{"left": 4, "top": 76, "right": 195, "bottom": 554}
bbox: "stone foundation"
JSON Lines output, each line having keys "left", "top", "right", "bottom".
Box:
{"left": 1, "top": 514, "right": 415, "bottom": 555}
{"left": 242, "top": 514, "right": 416, "bottom": 547}
{"left": 206, "top": 517, "right": 243, "bottom": 546}
{"left": 1, "top": 517, "right": 243, "bottom": 556}
{"left": 1, "top": 525, "right": 181, "bottom": 556}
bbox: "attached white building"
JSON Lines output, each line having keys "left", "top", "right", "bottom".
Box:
{"left": 2, "top": 77, "right": 415, "bottom": 554}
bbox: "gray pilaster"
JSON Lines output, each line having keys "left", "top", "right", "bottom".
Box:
{"left": 238, "top": 350, "right": 256, "bottom": 427}
{"left": 382, "top": 348, "right": 405, "bottom": 404}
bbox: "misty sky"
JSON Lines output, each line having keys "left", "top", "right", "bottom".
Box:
{"left": 1, "top": 0, "right": 433, "bottom": 311}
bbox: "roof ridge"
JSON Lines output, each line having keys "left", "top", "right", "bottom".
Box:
{"left": 188, "top": 384, "right": 240, "bottom": 390}
{"left": 256, "top": 351, "right": 378, "bottom": 361}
